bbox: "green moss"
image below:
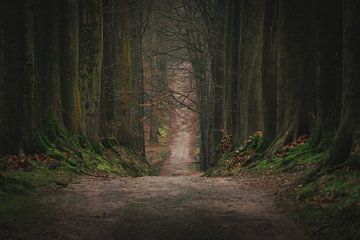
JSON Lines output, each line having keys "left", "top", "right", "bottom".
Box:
{"left": 42, "top": 116, "right": 62, "bottom": 140}
{"left": 31, "top": 133, "right": 52, "bottom": 153}
{"left": 211, "top": 136, "right": 360, "bottom": 240}
{"left": 1, "top": 133, "right": 157, "bottom": 200}
{"left": 0, "top": 175, "right": 34, "bottom": 195}
{"left": 293, "top": 169, "right": 360, "bottom": 240}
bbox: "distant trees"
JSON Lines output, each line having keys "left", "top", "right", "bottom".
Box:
{"left": 162, "top": 0, "right": 358, "bottom": 170}
{"left": 0, "top": 0, "right": 146, "bottom": 157}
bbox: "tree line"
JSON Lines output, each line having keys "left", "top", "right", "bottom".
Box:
{"left": 0, "top": 0, "right": 146, "bottom": 156}
{"left": 206, "top": 0, "right": 360, "bottom": 169}
{"left": 156, "top": 0, "right": 359, "bottom": 170}
{"left": 0, "top": 0, "right": 359, "bottom": 171}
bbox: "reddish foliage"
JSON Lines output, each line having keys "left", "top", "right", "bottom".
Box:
{"left": 0, "top": 154, "right": 58, "bottom": 171}
{"left": 219, "top": 130, "right": 232, "bottom": 154}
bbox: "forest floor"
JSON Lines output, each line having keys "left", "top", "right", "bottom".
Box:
{"left": 0, "top": 107, "right": 307, "bottom": 240}
{"left": 0, "top": 74, "right": 308, "bottom": 240}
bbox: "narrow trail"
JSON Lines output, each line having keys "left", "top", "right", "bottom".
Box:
{"left": 160, "top": 66, "right": 199, "bottom": 177}
{"left": 0, "top": 69, "right": 307, "bottom": 240}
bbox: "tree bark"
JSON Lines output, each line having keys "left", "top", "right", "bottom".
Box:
{"left": 325, "top": 0, "right": 360, "bottom": 166}
{"left": 37, "top": 0, "right": 62, "bottom": 138}
{"left": 100, "top": 0, "right": 117, "bottom": 139}
{"left": 129, "top": 0, "right": 146, "bottom": 157}
{"left": 60, "top": 0, "right": 82, "bottom": 134}
{"left": 116, "top": 0, "right": 133, "bottom": 144}
{"left": 212, "top": 0, "right": 226, "bottom": 160}
{"left": 261, "top": 0, "right": 278, "bottom": 148}
{"left": 79, "top": 0, "right": 103, "bottom": 141}
{"left": 310, "top": 0, "right": 343, "bottom": 149}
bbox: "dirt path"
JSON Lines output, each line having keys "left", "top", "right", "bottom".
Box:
{"left": 1, "top": 175, "right": 306, "bottom": 240}
{"left": 0, "top": 67, "right": 307, "bottom": 240}
{"left": 160, "top": 64, "right": 199, "bottom": 177}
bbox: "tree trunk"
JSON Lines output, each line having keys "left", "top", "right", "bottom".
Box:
{"left": 230, "top": 0, "right": 242, "bottom": 144}
{"left": 261, "top": 0, "right": 278, "bottom": 148}
{"left": 0, "top": 1, "right": 6, "bottom": 147}
{"left": 60, "top": 0, "right": 81, "bottom": 134}
{"left": 116, "top": 0, "right": 132, "bottom": 144}
{"left": 310, "top": 0, "right": 343, "bottom": 149}
{"left": 325, "top": 0, "right": 360, "bottom": 166}
{"left": 266, "top": 0, "right": 316, "bottom": 157}
{"left": 0, "top": 0, "right": 36, "bottom": 154}
{"left": 100, "top": 0, "right": 117, "bottom": 139}
{"left": 223, "top": 0, "right": 234, "bottom": 134}
{"left": 20, "top": 0, "right": 37, "bottom": 152}
{"left": 129, "top": 0, "right": 146, "bottom": 157}
{"left": 79, "top": 0, "right": 103, "bottom": 141}
{"left": 212, "top": 0, "right": 226, "bottom": 161}
{"left": 37, "top": 0, "right": 62, "bottom": 139}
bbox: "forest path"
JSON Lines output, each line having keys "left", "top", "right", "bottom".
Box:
{"left": 1, "top": 66, "right": 306, "bottom": 240}
{"left": 1, "top": 175, "right": 307, "bottom": 240}
{"left": 160, "top": 63, "right": 199, "bottom": 177}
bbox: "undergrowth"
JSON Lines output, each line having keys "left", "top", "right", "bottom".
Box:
{"left": 209, "top": 132, "right": 360, "bottom": 240}
{"left": 0, "top": 118, "right": 157, "bottom": 199}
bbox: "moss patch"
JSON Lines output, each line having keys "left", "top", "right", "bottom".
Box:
{"left": 210, "top": 135, "right": 360, "bottom": 240}
{"left": 1, "top": 124, "right": 157, "bottom": 199}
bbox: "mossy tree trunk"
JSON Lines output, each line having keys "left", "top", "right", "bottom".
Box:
{"left": 129, "top": 0, "right": 146, "bottom": 157}
{"left": 116, "top": 0, "right": 132, "bottom": 144}
{"left": 79, "top": 0, "right": 103, "bottom": 141}
{"left": 100, "top": 0, "right": 117, "bottom": 139}
{"left": 37, "top": 0, "right": 63, "bottom": 139}
{"left": 60, "top": 0, "right": 82, "bottom": 134}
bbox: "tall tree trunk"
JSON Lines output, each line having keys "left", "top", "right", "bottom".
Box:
{"left": 310, "top": 0, "right": 343, "bottom": 149}
{"left": 261, "top": 0, "right": 278, "bottom": 148}
{"left": 0, "top": 0, "right": 37, "bottom": 154}
{"left": 212, "top": 0, "right": 226, "bottom": 161}
{"left": 325, "top": 0, "right": 360, "bottom": 166}
{"left": 37, "top": 0, "right": 62, "bottom": 140}
{"left": 266, "top": 0, "right": 316, "bottom": 157}
{"left": 60, "top": 0, "right": 81, "bottom": 134}
{"left": 223, "top": 0, "right": 234, "bottom": 134}
{"left": 20, "top": 0, "right": 37, "bottom": 152}
{"left": 238, "top": 0, "right": 265, "bottom": 141}
{"left": 230, "top": 0, "right": 242, "bottom": 144}
{"left": 100, "top": 0, "right": 117, "bottom": 139}
{"left": 116, "top": 0, "right": 132, "bottom": 144}
{"left": 0, "top": 1, "right": 6, "bottom": 146}
{"left": 79, "top": 0, "right": 103, "bottom": 141}
{"left": 1, "top": 2, "right": 21, "bottom": 153}
{"left": 129, "top": 0, "right": 146, "bottom": 157}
